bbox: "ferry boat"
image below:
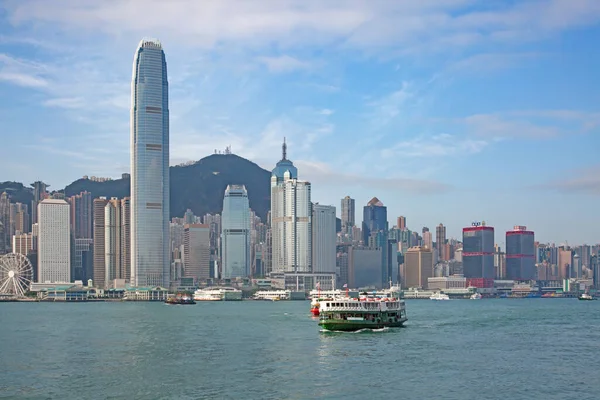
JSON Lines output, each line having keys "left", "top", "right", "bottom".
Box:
{"left": 470, "top": 292, "right": 482, "bottom": 300}
{"left": 318, "top": 295, "right": 407, "bottom": 331}
{"left": 165, "top": 293, "right": 196, "bottom": 305}
{"left": 430, "top": 292, "right": 450, "bottom": 301}
{"left": 193, "top": 287, "right": 243, "bottom": 301}
{"left": 252, "top": 290, "right": 291, "bottom": 301}
{"left": 578, "top": 293, "right": 596, "bottom": 301}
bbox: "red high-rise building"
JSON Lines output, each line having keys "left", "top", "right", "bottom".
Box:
{"left": 462, "top": 223, "right": 494, "bottom": 288}
{"left": 506, "top": 226, "right": 535, "bottom": 281}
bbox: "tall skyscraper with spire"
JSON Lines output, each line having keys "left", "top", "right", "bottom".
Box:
{"left": 130, "top": 39, "right": 170, "bottom": 287}
{"left": 271, "top": 139, "right": 312, "bottom": 273}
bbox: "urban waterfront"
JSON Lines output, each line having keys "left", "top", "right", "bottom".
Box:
{"left": 1, "top": 300, "right": 599, "bottom": 399}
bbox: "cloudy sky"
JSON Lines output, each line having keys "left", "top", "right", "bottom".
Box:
{"left": 1, "top": 0, "right": 599, "bottom": 245}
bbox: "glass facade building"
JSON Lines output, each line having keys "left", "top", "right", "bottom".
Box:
{"left": 130, "top": 39, "right": 170, "bottom": 287}
{"left": 505, "top": 227, "right": 535, "bottom": 281}
{"left": 221, "top": 185, "right": 251, "bottom": 279}
{"left": 462, "top": 226, "right": 495, "bottom": 281}
{"left": 362, "top": 197, "right": 387, "bottom": 245}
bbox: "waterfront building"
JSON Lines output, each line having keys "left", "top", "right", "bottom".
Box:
{"left": 120, "top": 197, "right": 131, "bottom": 282}
{"left": 105, "top": 198, "right": 122, "bottom": 285}
{"left": 427, "top": 275, "right": 467, "bottom": 290}
{"left": 130, "top": 38, "right": 170, "bottom": 287}
{"left": 270, "top": 140, "right": 312, "bottom": 273}
{"left": 38, "top": 199, "right": 70, "bottom": 283}
{"left": 183, "top": 224, "right": 210, "bottom": 283}
{"left": 462, "top": 223, "right": 494, "bottom": 287}
{"left": 505, "top": 226, "right": 535, "bottom": 281}
{"left": 404, "top": 246, "right": 433, "bottom": 289}
{"left": 362, "top": 197, "right": 387, "bottom": 245}
{"left": 312, "top": 204, "right": 336, "bottom": 274}
{"left": 221, "top": 185, "right": 251, "bottom": 279}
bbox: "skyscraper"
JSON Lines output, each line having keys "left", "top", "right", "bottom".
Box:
{"left": 312, "top": 204, "right": 336, "bottom": 273}
{"left": 38, "top": 199, "right": 70, "bottom": 283}
{"left": 93, "top": 197, "right": 109, "bottom": 287}
{"left": 404, "top": 246, "right": 433, "bottom": 289}
{"left": 397, "top": 216, "right": 406, "bottom": 230}
{"left": 362, "top": 197, "right": 387, "bottom": 245}
{"left": 221, "top": 185, "right": 251, "bottom": 279}
{"left": 120, "top": 197, "right": 131, "bottom": 282}
{"left": 183, "top": 224, "right": 210, "bottom": 283}
{"left": 105, "top": 198, "right": 122, "bottom": 286}
{"left": 68, "top": 191, "right": 92, "bottom": 239}
{"left": 30, "top": 181, "right": 49, "bottom": 225}
{"left": 130, "top": 38, "right": 170, "bottom": 287}
{"left": 436, "top": 223, "right": 446, "bottom": 260}
{"left": 462, "top": 223, "right": 495, "bottom": 287}
{"left": 271, "top": 140, "right": 312, "bottom": 273}
{"left": 505, "top": 226, "right": 535, "bottom": 281}
{"left": 340, "top": 196, "right": 355, "bottom": 232}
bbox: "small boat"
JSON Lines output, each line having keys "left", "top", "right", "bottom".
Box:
{"left": 430, "top": 292, "right": 450, "bottom": 301}
{"left": 318, "top": 296, "right": 407, "bottom": 331}
{"left": 470, "top": 293, "right": 482, "bottom": 300}
{"left": 165, "top": 294, "right": 196, "bottom": 305}
{"left": 578, "top": 293, "right": 596, "bottom": 301}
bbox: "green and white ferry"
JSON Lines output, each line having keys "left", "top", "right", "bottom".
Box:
{"left": 318, "top": 295, "right": 407, "bottom": 331}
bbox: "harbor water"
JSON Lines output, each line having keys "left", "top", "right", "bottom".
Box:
{"left": 1, "top": 299, "right": 599, "bottom": 399}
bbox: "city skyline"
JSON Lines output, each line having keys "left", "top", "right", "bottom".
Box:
{"left": 1, "top": 1, "right": 600, "bottom": 244}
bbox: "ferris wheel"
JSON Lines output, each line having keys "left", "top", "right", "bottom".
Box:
{"left": 0, "top": 253, "right": 33, "bottom": 297}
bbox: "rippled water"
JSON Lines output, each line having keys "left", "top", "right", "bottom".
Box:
{"left": 1, "top": 299, "right": 599, "bottom": 399}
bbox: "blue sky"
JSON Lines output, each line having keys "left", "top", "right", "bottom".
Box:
{"left": 1, "top": 0, "right": 599, "bottom": 245}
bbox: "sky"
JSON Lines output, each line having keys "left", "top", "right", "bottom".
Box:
{"left": 0, "top": 0, "right": 599, "bottom": 246}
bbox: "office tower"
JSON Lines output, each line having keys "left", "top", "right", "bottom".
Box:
{"left": 93, "top": 197, "right": 109, "bottom": 287}
{"left": 37, "top": 199, "right": 70, "bottom": 283}
{"left": 397, "top": 216, "right": 406, "bottom": 230}
{"left": 403, "top": 246, "right": 433, "bottom": 289}
{"left": 462, "top": 223, "right": 495, "bottom": 287}
{"left": 30, "top": 181, "right": 49, "bottom": 225}
{"left": 221, "top": 185, "right": 251, "bottom": 279}
{"left": 72, "top": 238, "right": 93, "bottom": 283}
{"left": 183, "top": 224, "right": 210, "bottom": 283}
{"left": 423, "top": 231, "right": 432, "bottom": 250}
{"left": 591, "top": 255, "right": 599, "bottom": 289}
{"left": 15, "top": 209, "right": 29, "bottom": 235}
{"left": 558, "top": 248, "right": 573, "bottom": 279}
{"left": 348, "top": 246, "right": 382, "bottom": 288}
{"left": 0, "top": 192, "right": 9, "bottom": 252}
{"left": 505, "top": 226, "right": 535, "bottom": 281}
{"left": 494, "top": 244, "right": 506, "bottom": 280}
{"left": 12, "top": 233, "right": 33, "bottom": 255}
{"left": 130, "top": 38, "right": 170, "bottom": 287}
{"left": 312, "top": 204, "right": 336, "bottom": 273}
{"left": 183, "top": 209, "right": 194, "bottom": 225}
{"left": 362, "top": 197, "right": 387, "bottom": 245}
{"left": 270, "top": 140, "right": 312, "bottom": 273}
{"left": 340, "top": 196, "right": 355, "bottom": 233}
{"left": 436, "top": 223, "right": 446, "bottom": 259}
{"left": 120, "top": 197, "right": 131, "bottom": 281}
{"left": 105, "top": 198, "right": 122, "bottom": 285}
{"left": 68, "top": 191, "right": 92, "bottom": 239}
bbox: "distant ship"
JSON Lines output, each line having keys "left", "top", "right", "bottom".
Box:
{"left": 165, "top": 293, "right": 196, "bottom": 305}
{"left": 470, "top": 293, "right": 482, "bottom": 300}
{"left": 318, "top": 295, "right": 407, "bottom": 331}
{"left": 252, "top": 290, "right": 291, "bottom": 301}
{"left": 193, "top": 287, "right": 243, "bottom": 301}
{"left": 578, "top": 293, "right": 596, "bottom": 301}
{"left": 430, "top": 293, "right": 450, "bottom": 301}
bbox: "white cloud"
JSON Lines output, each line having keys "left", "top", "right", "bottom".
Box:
{"left": 382, "top": 133, "right": 488, "bottom": 158}
{"left": 257, "top": 55, "right": 314, "bottom": 73}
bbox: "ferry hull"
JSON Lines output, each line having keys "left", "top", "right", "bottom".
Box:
{"left": 319, "top": 318, "right": 407, "bottom": 332}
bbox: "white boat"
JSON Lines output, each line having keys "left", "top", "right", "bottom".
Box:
{"left": 430, "top": 292, "right": 450, "bottom": 301}
{"left": 193, "top": 287, "right": 242, "bottom": 301}
{"left": 470, "top": 293, "right": 482, "bottom": 300}
{"left": 253, "top": 290, "right": 291, "bottom": 301}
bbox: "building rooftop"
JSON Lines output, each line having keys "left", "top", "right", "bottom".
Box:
{"left": 367, "top": 197, "right": 384, "bottom": 207}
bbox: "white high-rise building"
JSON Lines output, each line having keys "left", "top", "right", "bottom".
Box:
{"left": 312, "top": 204, "right": 336, "bottom": 273}
{"left": 130, "top": 38, "right": 170, "bottom": 287}
{"left": 38, "top": 199, "right": 70, "bottom": 283}
{"left": 271, "top": 141, "right": 312, "bottom": 273}
{"left": 221, "top": 185, "right": 251, "bottom": 279}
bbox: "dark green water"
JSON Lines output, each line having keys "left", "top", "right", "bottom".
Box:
{"left": 1, "top": 299, "right": 599, "bottom": 399}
